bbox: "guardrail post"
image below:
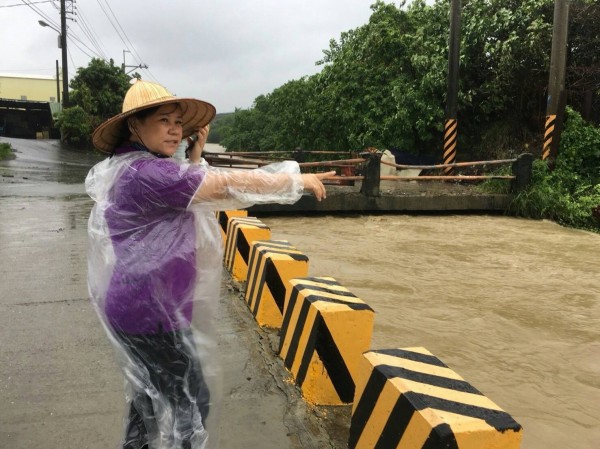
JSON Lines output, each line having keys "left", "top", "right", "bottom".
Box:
{"left": 349, "top": 347, "right": 523, "bottom": 448}
{"left": 360, "top": 152, "right": 382, "bottom": 197}
{"left": 245, "top": 240, "right": 309, "bottom": 329}
{"left": 511, "top": 153, "right": 533, "bottom": 192}
{"left": 279, "top": 276, "right": 374, "bottom": 405}
{"left": 293, "top": 147, "right": 305, "bottom": 163}
{"left": 225, "top": 217, "right": 271, "bottom": 282}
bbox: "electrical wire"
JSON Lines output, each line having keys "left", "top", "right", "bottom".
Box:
{"left": 75, "top": 8, "right": 108, "bottom": 59}
{"left": 94, "top": 0, "right": 129, "bottom": 56}
{"left": 12, "top": 0, "right": 156, "bottom": 81}
{"left": 94, "top": 0, "right": 160, "bottom": 83}
{"left": 101, "top": 0, "right": 143, "bottom": 66}
{"left": 78, "top": 7, "right": 108, "bottom": 58}
{"left": 67, "top": 31, "right": 103, "bottom": 59}
{"left": 20, "top": 0, "right": 60, "bottom": 29}
{"left": 0, "top": 0, "right": 53, "bottom": 8}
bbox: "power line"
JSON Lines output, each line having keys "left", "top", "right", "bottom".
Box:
{"left": 101, "top": 0, "right": 144, "bottom": 65}
{"left": 92, "top": 0, "right": 158, "bottom": 82}
{"left": 74, "top": 8, "right": 108, "bottom": 59}
{"left": 141, "top": 67, "right": 161, "bottom": 84}
{"left": 94, "top": 0, "right": 129, "bottom": 56}
{"left": 0, "top": 0, "right": 53, "bottom": 8}
{"left": 67, "top": 31, "right": 103, "bottom": 59}
{"left": 19, "top": 0, "right": 60, "bottom": 29}
{"left": 26, "top": 0, "right": 102, "bottom": 61}
{"left": 67, "top": 45, "right": 76, "bottom": 69}
{"left": 14, "top": 0, "right": 156, "bottom": 81}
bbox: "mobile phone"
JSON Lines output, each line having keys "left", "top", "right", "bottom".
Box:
{"left": 185, "top": 134, "right": 199, "bottom": 159}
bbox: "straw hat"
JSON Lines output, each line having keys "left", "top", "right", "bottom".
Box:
{"left": 92, "top": 79, "right": 216, "bottom": 153}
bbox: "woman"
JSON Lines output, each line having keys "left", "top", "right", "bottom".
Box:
{"left": 86, "top": 79, "right": 333, "bottom": 449}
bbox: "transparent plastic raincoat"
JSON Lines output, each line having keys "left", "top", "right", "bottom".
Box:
{"left": 86, "top": 144, "right": 303, "bottom": 449}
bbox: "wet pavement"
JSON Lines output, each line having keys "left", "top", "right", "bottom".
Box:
{"left": 0, "top": 137, "right": 348, "bottom": 449}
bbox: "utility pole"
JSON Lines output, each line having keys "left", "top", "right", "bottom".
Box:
{"left": 543, "top": 0, "right": 569, "bottom": 163}
{"left": 55, "top": 59, "right": 61, "bottom": 103}
{"left": 60, "top": 0, "right": 69, "bottom": 107}
{"left": 122, "top": 49, "right": 149, "bottom": 75}
{"left": 443, "top": 0, "right": 461, "bottom": 175}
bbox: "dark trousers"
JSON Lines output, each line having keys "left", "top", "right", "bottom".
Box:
{"left": 115, "top": 328, "right": 210, "bottom": 449}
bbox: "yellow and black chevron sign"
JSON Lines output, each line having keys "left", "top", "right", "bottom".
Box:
{"left": 349, "top": 348, "right": 523, "bottom": 449}
{"left": 216, "top": 210, "right": 248, "bottom": 245}
{"left": 245, "top": 240, "right": 309, "bottom": 328}
{"left": 278, "top": 277, "right": 374, "bottom": 405}
{"left": 224, "top": 217, "right": 270, "bottom": 282}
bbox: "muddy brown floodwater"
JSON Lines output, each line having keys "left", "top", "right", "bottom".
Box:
{"left": 262, "top": 214, "right": 600, "bottom": 449}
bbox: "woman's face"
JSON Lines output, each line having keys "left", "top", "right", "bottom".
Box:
{"left": 130, "top": 104, "right": 183, "bottom": 156}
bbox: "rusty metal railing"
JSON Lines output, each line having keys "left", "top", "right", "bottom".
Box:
{"left": 202, "top": 149, "right": 533, "bottom": 196}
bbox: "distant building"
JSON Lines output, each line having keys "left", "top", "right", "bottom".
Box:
{"left": 0, "top": 73, "right": 61, "bottom": 102}
{"left": 0, "top": 73, "right": 61, "bottom": 139}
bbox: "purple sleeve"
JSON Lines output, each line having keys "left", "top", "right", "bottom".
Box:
{"left": 134, "top": 159, "right": 205, "bottom": 209}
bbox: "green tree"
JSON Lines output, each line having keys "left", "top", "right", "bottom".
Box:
{"left": 220, "top": 108, "right": 261, "bottom": 151}
{"left": 222, "top": 0, "right": 599, "bottom": 162}
{"left": 566, "top": 2, "right": 600, "bottom": 123}
{"left": 70, "top": 58, "right": 131, "bottom": 123}
{"left": 59, "top": 58, "right": 131, "bottom": 147}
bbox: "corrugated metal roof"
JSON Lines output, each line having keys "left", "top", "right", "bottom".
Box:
{"left": 49, "top": 101, "right": 63, "bottom": 118}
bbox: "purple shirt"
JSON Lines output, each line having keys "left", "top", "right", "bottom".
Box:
{"left": 103, "top": 146, "right": 205, "bottom": 334}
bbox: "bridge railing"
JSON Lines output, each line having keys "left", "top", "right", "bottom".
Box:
{"left": 357, "top": 152, "right": 533, "bottom": 197}
{"left": 202, "top": 150, "right": 533, "bottom": 197}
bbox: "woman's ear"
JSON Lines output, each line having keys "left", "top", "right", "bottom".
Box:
{"left": 127, "top": 117, "right": 137, "bottom": 134}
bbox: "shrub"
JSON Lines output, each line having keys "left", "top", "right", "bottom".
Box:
{"left": 509, "top": 108, "right": 600, "bottom": 231}
{"left": 55, "top": 106, "right": 93, "bottom": 147}
{"left": 0, "top": 142, "right": 15, "bottom": 160}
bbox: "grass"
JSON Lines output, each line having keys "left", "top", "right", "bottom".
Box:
{"left": 0, "top": 142, "right": 15, "bottom": 161}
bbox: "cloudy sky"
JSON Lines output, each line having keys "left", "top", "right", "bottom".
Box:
{"left": 0, "top": 0, "right": 391, "bottom": 113}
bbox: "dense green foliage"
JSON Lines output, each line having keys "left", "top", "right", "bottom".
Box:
{"left": 219, "top": 0, "right": 559, "bottom": 156}
{"left": 0, "top": 142, "right": 15, "bottom": 161}
{"left": 55, "top": 106, "right": 93, "bottom": 147}
{"left": 69, "top": 58, "right": 131, "bottom": 121}
{"left": 510, "top": 108, "right": 600, "bottom": 231}
{"left": 207, "top": 113, "right": 234, "bottom": 145}
{"left": 220, "top": 0, "right": 598, "bottom": 159}
{"left": 59, "top": 58, "right": 131, "bottom": 146}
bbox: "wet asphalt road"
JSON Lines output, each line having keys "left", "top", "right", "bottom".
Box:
{"left": 0, "top": 137, "right": 348, "bottom": 449}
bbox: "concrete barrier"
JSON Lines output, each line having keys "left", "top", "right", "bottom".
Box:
{"left": 216, "top": 210, "right": 248, "bottom": 246}
{"left": 349, "top": 347, "right": 523, "bottom": 449}
{"left": 224, "top": 217, "right": 270, "bottom": 282}
{"left": 245, "top": 240, "right": 309, "bottom": 328}
{"left": 278, "top": 277, "right": 374, "bottom": 405}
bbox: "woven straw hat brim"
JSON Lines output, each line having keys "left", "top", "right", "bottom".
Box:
{"left": 92, "top": 97, "right": 216, "bottom": 153}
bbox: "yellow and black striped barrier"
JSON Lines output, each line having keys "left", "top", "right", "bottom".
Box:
{"left": 245, "top": 240, "right": 309, "bottom": 328}
{"left": 216, "top": 210, "right": 248, "bottom": 246}
{"left": 224, "top": 217, "right": 270, "bottom": 282}
{"left": 542, "top": 114, "right": 556, "bottom": 161}
{"left": 278, "top": 277, "right": 374, "bottom": 405}
{"left": 443, "top": 118, "right": 458, "bottom": 175}
{"left": 349, "top": 347, "right": 523, "bottom": 449}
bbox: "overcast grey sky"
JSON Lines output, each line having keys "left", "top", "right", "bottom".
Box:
{"left": 0, "top": 0, "right": 388, "bottom": 113}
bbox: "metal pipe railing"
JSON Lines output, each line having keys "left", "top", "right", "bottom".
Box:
{"left": 203, "top": 149, "right": 533, "bottom": 196}
{"left": 379, "top": 158, "right": 517, "bottom": 170}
